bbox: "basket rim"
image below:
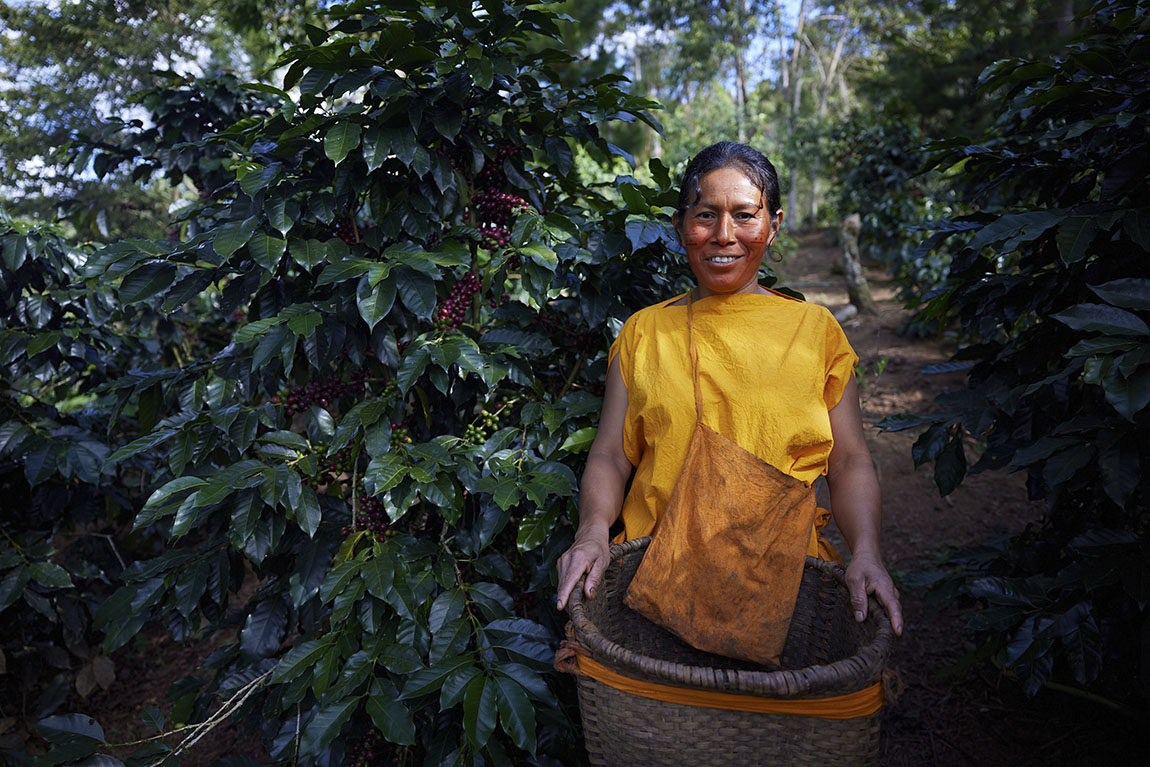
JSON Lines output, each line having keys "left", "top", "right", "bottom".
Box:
{"left": 567, "top": 536, "right": 894, "bottom": 698}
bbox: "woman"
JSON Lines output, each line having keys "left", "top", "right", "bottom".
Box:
{"left": 555, "top": 141, "right": 903, "bottom": 639}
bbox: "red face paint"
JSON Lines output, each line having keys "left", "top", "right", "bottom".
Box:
{"left": 680, "top": 168, "right": 779, "bottom": 298}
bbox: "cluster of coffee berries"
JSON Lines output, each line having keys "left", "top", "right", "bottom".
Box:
{"left": 347, "top": 731, "right": 400, "bottom": 767}
{"left": 335, "top": 219, "right": 358, "bottom": 244}
{"left": 434, "top": 272, "right": 481, "bottom": 330}
{"left": 493, "top": 142, "right": 518, "bottom": 161}
{"left": 477, "top": 224, "right": 511, "bottom": 251}
{"left": 533, "top": 311, "right": 597, "bottom": 354}
{"left": 476, "top": 142, "right": 518, "bottom": 187}
{"left": 277, "top": 371, "right": 367, "bottom": 415}
{"left": 177, "top": 321, "right": 201, "bottom": 347}
{"left": 463, "top": 407, "right": 500, "bottom": 444}
{"left": 513, "top": 589, "right": 538, "bottom": 617}
{"left": 473, "top": 189, "right": 531, "bottom": 227}
{"left": 390, "top": 422, "right": 413, "bottom": 450}
{"left": 316, "top": 447, "right": 352, "bottom": 487}
{"left": 342, "top": 494, "right": 391, "bottom": 540}
{"left": 435, "top": 142, "right": 469, "bottom": 175}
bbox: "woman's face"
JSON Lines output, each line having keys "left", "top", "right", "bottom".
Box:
{"left": 675, "top": 167, "right": 782, "bottom": 298}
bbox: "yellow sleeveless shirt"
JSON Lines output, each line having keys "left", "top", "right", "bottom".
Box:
{"left": 608, "top": 289, "right": 858, "bottom": 556}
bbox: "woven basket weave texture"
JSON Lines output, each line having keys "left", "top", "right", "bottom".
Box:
{"left": 567, "top": 537, "right": 892, "bottom": 766}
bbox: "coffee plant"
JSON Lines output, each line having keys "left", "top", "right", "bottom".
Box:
{"left": 0, "top": 1, "right": 693, "bottom": 765}
{"left": 830, "top": 118, "right": 958, "bottom": 307}
{"left": 882, "top": 0, "right": 1150, "bottom": 702}
{"left": 0, "top": 212, "right": 151, "bottom": 740}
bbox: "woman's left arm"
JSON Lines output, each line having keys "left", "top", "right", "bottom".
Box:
{"left": 826, "top": 376, "right": 904, "bottom": 636}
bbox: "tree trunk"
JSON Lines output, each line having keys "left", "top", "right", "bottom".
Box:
{"left": 787, "top": 177, "right": 800, "bottom": 228}
{"left": 806, "top": 4, "right": 851, "bottom": 226}
{"left": 634, "top": 42, "right": 662, "bottom": 161}
{"left": 777, "top": 6, "right": 789, "bottom": 93}
{"left": 841, "top": 212, "right": 876, "bottom": 315}
{"left": 1057, "top": 0, "right": 1076, "bottom": 37}
{"left": 788, "top": 0, "right": 809, "bottom": 115}
{"left": 807, "top": 158, "right": 820, "bottom": 224}
{"left": 817, "top": 7, "right": 851, "bottom": 117}
{"left": 735, "top": 52, "right": 748, "bottom": 144}
{"left": 785, "top": 0, "right": 809, "bottom": 228}
{"left": 734, "top": 0, "right": 750, "bottom": 143}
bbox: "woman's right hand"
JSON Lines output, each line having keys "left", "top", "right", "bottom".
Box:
{"left": 555, "top": 529, "right": 611, "bottom": 611}
{"left": 555, "top": 356, "right": 631, "bottom": 612}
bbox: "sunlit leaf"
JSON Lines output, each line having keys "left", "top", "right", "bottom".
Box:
{"left": 324, "top": 120, "right": 362, "bottom": 164}
{"left": 119, "top": 262, "right": 176, "bottom": 303}
{"left": 249, "top": 232, "right": 287, "bottom": 272}
{"left": 213, "top": 217, "right": 258, "bottom": 258}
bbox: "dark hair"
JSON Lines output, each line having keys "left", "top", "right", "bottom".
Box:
{"left": 675, "top": 141, "right": 782, "bottom": 222}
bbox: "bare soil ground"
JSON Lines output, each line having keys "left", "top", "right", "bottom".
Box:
{"left": 77, "top": 231, "right": 1140, "bottom": 766}
{"left": 85, "top": 577, "right": 268, "bottom": 767}
{"left": 786, "top": 230, "right": 1139, "bottom": 767}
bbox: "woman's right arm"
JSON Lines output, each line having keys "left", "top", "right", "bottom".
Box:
{"left": 555, "top": 356, "right": 632, "bottom": 610}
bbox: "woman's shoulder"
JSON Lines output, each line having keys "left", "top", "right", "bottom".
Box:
{"left": 620, "top": 293, "right": 688, "bottom": 325}
{"left": 609, "top": 295, "right": 687, "bottom": 354}
{"left": 756, "top": 288, "right": 837, "bottom": 321}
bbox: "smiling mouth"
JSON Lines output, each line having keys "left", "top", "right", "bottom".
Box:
{"left": 706, "top": 255, "right": 741, "bottom": 264}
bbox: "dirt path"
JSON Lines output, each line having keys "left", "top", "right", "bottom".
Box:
{"left": 786, "top": 230, "right": 1137, "bottom": 767}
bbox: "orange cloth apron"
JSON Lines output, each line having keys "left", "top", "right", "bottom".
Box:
{"left": 624, "top": 295, "right": 817, "bottom": 667}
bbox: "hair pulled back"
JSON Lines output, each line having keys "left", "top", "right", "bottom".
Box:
{"left": 676, "top": 142, "right": 782, "bottom": 222}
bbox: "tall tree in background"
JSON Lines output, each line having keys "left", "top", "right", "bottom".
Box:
{"left": 596, "top": 0, "right": 780, "bottom": 164}
{"left": 855, "top": 0, "right": 1085, "bottom": 140}
{"left": 603, "top": 1, "right": 869, "bottom": 228}
{"left": 0, "top": 0, "right": 320, "bottom": 238}
{"left": 1, "top": 0, "right": 1088, "bottom": 237}
{"left": 647, "top": 0, "right": 768, "bottom": 144}
{"left": 824, "top": 0, "right": 1083, "bottom": 291}
{"left": 604, "top": 0, "right": 1085, "bottom": 229}
{"left": 781, "top": 1, "right": 862, "bottom": 227}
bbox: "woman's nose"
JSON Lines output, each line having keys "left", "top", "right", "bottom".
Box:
{"left": 714, "top": 214, "right": 735, "bottom": 243}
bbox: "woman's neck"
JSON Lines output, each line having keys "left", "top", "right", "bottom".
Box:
{"left": 690, "top": 283, "right": 769, "bottom": 302}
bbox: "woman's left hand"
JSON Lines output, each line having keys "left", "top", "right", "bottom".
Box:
{"left": 844, "top": 551, "right": 903, "bottom": 636}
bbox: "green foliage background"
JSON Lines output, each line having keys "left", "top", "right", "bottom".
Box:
{"left": 881, "top": 0, "right": 1150, "bottom": 702}
{"left": 3, "top": 0, "right": 1150, "bottom": 764}
{"left": 1, "top": 2, "right": 681, "bottom": 764}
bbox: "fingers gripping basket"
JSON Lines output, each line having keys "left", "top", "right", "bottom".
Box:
{"left": 563, "top": 537, "right": 894, "bottom": 767}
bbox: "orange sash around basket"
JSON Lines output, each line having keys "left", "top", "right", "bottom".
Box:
{"left": 574, "top": 654, "right": 883, "bottom": 720}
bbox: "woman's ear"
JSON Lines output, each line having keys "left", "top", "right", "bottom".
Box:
{"left": 671, "top": 211, "right": 683, "bottom": 246}
{"left": 766, "top": 208, "right": 784, "bottom": 246}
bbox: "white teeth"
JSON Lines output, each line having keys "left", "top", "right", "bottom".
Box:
{"left": 708, "top": 256, "right": 738, "bottom": 263}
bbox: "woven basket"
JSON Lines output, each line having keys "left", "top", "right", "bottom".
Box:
{"left": 566, "top": 536, "right": 894, "bottom": 767}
